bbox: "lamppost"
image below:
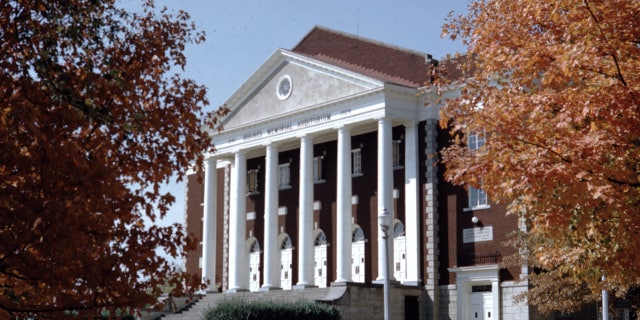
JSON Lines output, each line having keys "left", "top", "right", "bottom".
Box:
{"left": 379, "top": 207, "right": 391, "bottom": 320}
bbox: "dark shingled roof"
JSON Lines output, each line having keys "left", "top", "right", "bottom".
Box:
{"left": 292, "top": 26, "right": 435, "bottom": 88}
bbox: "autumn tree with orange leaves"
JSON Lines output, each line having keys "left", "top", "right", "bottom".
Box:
{"left": 0, "top": 0, "right": 226, "bottom": 318}
{"left": 433, "top": 0, "right": 640, "bottom": 313}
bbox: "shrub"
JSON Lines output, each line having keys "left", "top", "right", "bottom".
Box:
{"left": 201, "top": 300, "right": 341, "bottom": 320}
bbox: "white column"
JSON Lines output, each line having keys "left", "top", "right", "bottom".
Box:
{"left": 202, "top": 157, "right": 218, "bottom": 292}
{"left": 262, "top": 143, "right": 280, "bottom": 290}
{"left": 377, "top": 117, "right": 394, "bottom": 281}
{"left": 404, "top": 121, "right": 420, "bottom": 284}
{"left": 296, "top": 135, "right": 315, "bottom": 288}
{"left": 335, "top": 126, "right": 352, "bottom": 283}
{"left": 227, "top": 152, "right": 247, "bottom": 292}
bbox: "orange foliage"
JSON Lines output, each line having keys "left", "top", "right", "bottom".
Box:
{"left": 432, "top": 0, "right": 640, "bottom": 304}
{"left": 0, "top": 0, "right": 226, "bottom": 318}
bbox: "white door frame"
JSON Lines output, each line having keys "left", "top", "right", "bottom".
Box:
{"left": 448, "top": 265, "right": 500, "bottom": 320}
{"left": 393, "top": 236, "right": 406, "bottom": 282}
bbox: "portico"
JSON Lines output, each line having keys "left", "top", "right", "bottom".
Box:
{"left": 203, "top": 113, "right": 428, "bottom": 292}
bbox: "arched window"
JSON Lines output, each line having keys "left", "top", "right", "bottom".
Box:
{"left": 250, "top": 239, "right": 261, "bottom": 253}
{"left": 281, "top": 235, "right": 292, "bottom": 249}
{"left": 315, "top": 231, "right": 327, "bottom": 246}
{"left": 352, "top": 227, "right": 365, "bottom": 242}
{"left": 394, "top": 221, "right": 405, "bottom": 238}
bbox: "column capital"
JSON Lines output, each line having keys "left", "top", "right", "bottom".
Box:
{"left": 401, "top": 119, "right": 417, "bottom": 127}
{"left": 335, "top": 124, "right": 352, "bottom": 132}
{"left": 204, "top": 156, "right": 217, "bottom": 167}
{"left": 232, "top": 149, "right": 246, "bottom": 156}
{"left": 298, "top": 133, "right": 315, "bottom": 140}
{"left": 263, "top": 141, "right": 279, "bottom": 148}
{"left": 374, "top": 115, "right": 392, "bottom": 122}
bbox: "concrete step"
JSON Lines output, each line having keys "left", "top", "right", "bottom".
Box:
{"left": 157, "top": 287, "right": 333, "bottom": 320}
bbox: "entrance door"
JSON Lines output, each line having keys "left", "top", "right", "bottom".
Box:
{"left": 280, "top": 247, "right": 292, "bottom": 290}
{"left": 351, "top": 240, "right": 365, "bottom": 283}
{"left": 248, "top": 251, "right": 261, "bottom": 292}
{"left": 351, "top": 226, "right": 366, "bottom": 283}
{"left": 470, "top": 291, "right": 493, "bottom": 319}
{"left": 314, "top": 244, "right": 327, "bottom": 288}
{"left": 393, "top": 236, "right": 407, "bottom": 281}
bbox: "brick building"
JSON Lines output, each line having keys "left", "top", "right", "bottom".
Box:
{"left": 184, "top": 26, "right": 532, "bottom": 319}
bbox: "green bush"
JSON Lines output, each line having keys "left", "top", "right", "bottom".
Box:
{"left": 201, "top": 300, "right": 341, "bottom": 320}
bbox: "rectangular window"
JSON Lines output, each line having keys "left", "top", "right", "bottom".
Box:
{"left": 247, "top": 169, "right": 259, "bottom": 194}
{"left": 313, "top": 156, "right": 324, "bottom": 183}
{"left": 392, "top": 140, "right": 402, "bottom": 168}
{"left": 279, "top": 163, "right": 291, "bottom": 189}
{"left": 467, "top": 130, "right": 488, "bottom": 209}
{"left": 467, "top": 132, "right": 485, "bottom": 150}
{"left": 351, "top": 149, "right": 362, "bottom": 176}
{"left": 469, "top": 186, "right": 488, "bottom": 209}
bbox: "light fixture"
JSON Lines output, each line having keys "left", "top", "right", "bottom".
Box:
{"left": 471, "top": 216, "right": 479, "bottom": 225}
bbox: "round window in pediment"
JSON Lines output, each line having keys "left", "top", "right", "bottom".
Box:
{"left": 277, "top": 75, "right": 292, "bottom": 100}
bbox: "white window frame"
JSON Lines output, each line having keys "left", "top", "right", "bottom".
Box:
{"left": 279, "top": 163, "right": 291, "bottom": 189}
{"left": 351, "top": 148, "right": 363, "bottom": 176}
{"left": 468, "top": 186, "right": 489, "bottom": 210}
{"left": 467, "top": 131, "right": 485, "bottom": 150}
{"left": 466, "top": 130, "right": 489, "bottom": 210}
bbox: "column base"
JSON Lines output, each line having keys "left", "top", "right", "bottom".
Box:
{"left": 372, "top": 279, "right": 400, "bottom": 285}
{"left": 205, "top": 288, "right": 219, "bottom": 294}
{"left": 225, "top": 288, "right": 249, "bottom": 293}
{"left": 259, "top": 286, "right": 282, "bottom": 292}
{"left": 401, "top": 280, "right": 423, "bottom": 286}
{"left": 293, "top": 283, "right": 317, "bottom": 290}
{"left": 331, "top": 281, "right": 351, "bottom": 287}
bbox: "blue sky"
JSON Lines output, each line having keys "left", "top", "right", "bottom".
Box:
{"left": 118, "top": 0, "right": 470, "bottom": 261}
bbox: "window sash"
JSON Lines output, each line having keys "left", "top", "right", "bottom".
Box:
{"left": 351, "top": 149, "right": 362, "bottom": 175}
{"left": 279, "top": 164, "right": 291, "bottom": 189}
{"left": 469, "top": 186, "right": 488, "bottom": 208}
{"left": 468, "top": 132, "right": 485, "bottom": 150}
{"left": 313, "top": 156, "right": 323, "bottom": 182}
{"left": 392, "top": 140, "right": 402, "bottom": 167}
{"left": 247, "top": 170, "right": 259, "bottom": 194}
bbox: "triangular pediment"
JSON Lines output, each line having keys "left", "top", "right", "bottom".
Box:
{"left": 221, "top": 49, "right": 383, "bottom": 130}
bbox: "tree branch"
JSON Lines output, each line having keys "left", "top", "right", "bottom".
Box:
{"left": 513, "top": 135, "right": 640, "bottom": 188}
{"left": 583, "top": 0, "right": 628, "bottom": 87}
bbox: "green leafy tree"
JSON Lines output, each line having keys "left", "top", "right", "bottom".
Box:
{"left": 431, "top": 0, "right": 640, "bottom": 313}
{"left": 0, "top": 0, "right": 226, "bottom": 318}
